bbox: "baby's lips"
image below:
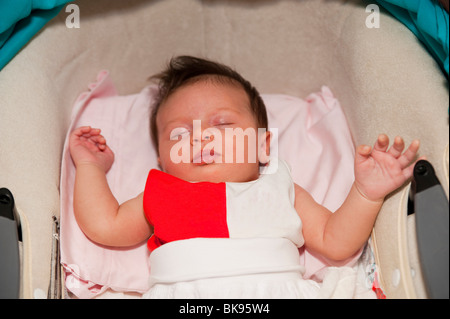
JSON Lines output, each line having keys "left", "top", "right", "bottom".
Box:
{"left": 193, "top": 148, "right": 221, "bottom": 165}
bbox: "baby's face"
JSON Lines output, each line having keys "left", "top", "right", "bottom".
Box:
{"left": 156, "top": 80, "right": 269, "bottom": 183}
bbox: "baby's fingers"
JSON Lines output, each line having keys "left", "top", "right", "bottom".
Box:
{"left": 72, "top": 126, "right": 101, "bottom": 138}
{"left": 97, "top": 136, "right": 108, "bottom": 151}
{"left": 373, "top": 134, "right": 390, "bottom": 152}
{"left": 355, "top": 145, "right": 372, "bottom": 165}
{"left": 86, "top": 133, "right": 108, "bottom": 149}
{"left": 402, "top": 156, "right": 427, "bottom": 181}
{"left": 387, "top": 136, "right": 405, "bottom": 158}
{"left": 72, "top": 126, "right": 90, "bottom": 136}
{"left": 398, "top": 139, "right": 420, "bottom": 168}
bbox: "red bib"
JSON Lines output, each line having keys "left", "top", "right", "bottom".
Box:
{"left": 143, "top": 170, "right": 229, "bottom": 251}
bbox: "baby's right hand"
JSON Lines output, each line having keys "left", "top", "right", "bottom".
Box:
{"left": 69, "top": 126, "right": 114, "bottom": 172}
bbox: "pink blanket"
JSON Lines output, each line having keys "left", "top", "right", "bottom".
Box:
{"left": 60, "top": 71, "right": 359, "bottom": 298}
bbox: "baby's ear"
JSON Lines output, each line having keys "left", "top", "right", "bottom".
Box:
{"left": 258, "top": 130, "right": 271, "bottom": 165}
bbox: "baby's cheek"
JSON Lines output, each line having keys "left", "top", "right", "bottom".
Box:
{"left": 222, "top": 137, "right": 258, "bottom": 164}
{"left": 162, "top": 138, "right": 191, "bottom": 164}
{"left": 222, "top": 139, "right": 236, "bottom": 163}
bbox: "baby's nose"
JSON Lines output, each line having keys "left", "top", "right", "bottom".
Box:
{"left": 190, "top": 130, "right": 215, "bottom": 146}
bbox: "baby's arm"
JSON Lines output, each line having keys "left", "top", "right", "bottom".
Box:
{"left": 296, "top": 134, "right": 420, "bottom": 261}
{"left": 69, "top": 126, "right": 152, "bottom": 247}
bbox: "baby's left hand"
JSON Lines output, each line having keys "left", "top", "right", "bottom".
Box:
{"left": 354, "top": 134, "right": 421, "bottom": 202}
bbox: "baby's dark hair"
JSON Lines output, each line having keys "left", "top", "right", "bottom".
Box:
{"left": 149, "top": 56, "right": 268, "bottom": 152}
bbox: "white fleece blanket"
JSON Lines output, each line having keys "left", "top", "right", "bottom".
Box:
{"left": 60, "top": 71, "right": 376, "bottom": 298}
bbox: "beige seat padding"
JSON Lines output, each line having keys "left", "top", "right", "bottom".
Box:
{"left": 0, "top": 0, "right": 447, "bottom": 298}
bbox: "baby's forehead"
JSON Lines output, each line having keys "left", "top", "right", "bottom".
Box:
{"left": 185, "top": 74, "right": 244, "bottom": 89}
{"left": 178, "top": 76, "right": 248, "bottom": 99}
{"left": 161, "top": 79, "right": 251, "bottom": 113}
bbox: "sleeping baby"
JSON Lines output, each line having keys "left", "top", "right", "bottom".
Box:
{"left": 69, "top": 56, "right": 421, "bottom": 298}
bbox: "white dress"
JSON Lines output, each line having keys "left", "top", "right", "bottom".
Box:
{"left": 142, "top": 159, "right": 321, "bottom": 298}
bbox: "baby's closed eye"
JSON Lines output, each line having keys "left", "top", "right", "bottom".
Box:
{"left": 214, "top": 122, "right": 234, "bottom": 128}
{"left": 170, "top": 127, "right": 190, "bottom": 139}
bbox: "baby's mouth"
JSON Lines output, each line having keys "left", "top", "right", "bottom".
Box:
{"left": 192, "top": 148, "right": 221, "bottom": 165}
